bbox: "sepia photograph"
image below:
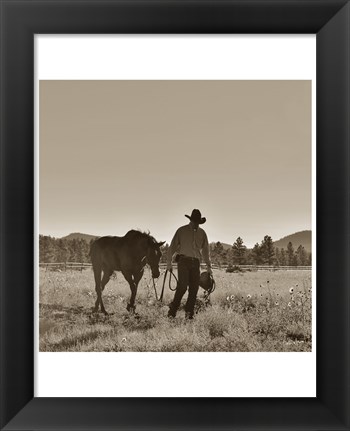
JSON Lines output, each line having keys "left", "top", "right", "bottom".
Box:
{"left": 3, "top": 1, "right": 349, "bottom": 427}
{"left": 39, "top": 79, "right": 312, "bottom": 353}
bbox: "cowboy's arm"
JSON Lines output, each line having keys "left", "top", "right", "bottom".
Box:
{"left": 167, "top": 230, "right": 180, "bottom": 270}
{"left": 202, "top": 232, "right": 212, "bottom": 274}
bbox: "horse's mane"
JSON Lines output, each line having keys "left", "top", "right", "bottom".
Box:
{"left": 124, "top": 229, "right": 157, "bottom": 245}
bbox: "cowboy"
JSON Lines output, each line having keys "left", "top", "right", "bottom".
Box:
{"left": 167, "top": 209, "right": 212, "bottom": 319}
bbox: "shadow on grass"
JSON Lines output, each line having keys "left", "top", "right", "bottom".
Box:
{"left": 47, "top": 328, "right": 111, "bottom": 351}
{"left": 39, "top": 302, "right": 120, "bottom": 326}
{"left": 40, "top": 302, "right": 90, "bottom": 315}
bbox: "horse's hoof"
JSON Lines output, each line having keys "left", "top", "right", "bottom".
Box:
{"left": 126, "top": 304, "right": 136, "bottom": 313}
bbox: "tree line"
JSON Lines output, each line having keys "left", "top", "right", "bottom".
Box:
{"left": 209, "top": 235, "right": 311, "bottom": 267}
{"left": 39, "top": 235, "right": 92, "bottom": 263}
{"left": 40, "top": 234, "right": 311, "bottom": 267}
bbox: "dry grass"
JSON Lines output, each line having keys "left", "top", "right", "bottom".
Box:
{"left": 39, "top": 267, "right": 312, "bottom": 352}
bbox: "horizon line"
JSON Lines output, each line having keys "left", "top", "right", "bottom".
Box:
{"left": 38, "top": 228, "right": 312, "bottom": 248}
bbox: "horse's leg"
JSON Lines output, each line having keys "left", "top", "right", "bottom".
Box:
{"left": 93, "top": 264, "right": 102, "bottom": 313}
{"left": 132, "top": 270, "right": 144, "bottom": 306}
{"left": 101, "top": 269, "right": 113, "bottom": 292}
{"left": 122, "top": 270, "right": 141, "bottom": 313}
{"left": 99, "top": 269, "right": 113, "bottom": 315}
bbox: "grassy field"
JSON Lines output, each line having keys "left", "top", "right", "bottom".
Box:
{"left": 39, "top": 267, "right": 312, "bottom": 352}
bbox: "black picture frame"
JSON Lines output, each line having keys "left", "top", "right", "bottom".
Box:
{"left": 1, "top": 1, "right": 349, "bottom": 430}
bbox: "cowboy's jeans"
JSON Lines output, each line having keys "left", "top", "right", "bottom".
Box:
{"left": 169, "top": 256, "right": 200, "bottom": 318}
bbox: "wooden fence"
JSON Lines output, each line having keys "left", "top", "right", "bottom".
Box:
{"left": 39, "top": 262, "right": 92, "bottom": 271}
{"left": 39, "top": 262, "right": 311, "bottom": 272}
{"left": 159, "top": 264, "right": 311, "bottom": 271}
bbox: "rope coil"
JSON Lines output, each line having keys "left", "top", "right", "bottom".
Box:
{"left": 159, "top": 269, "right": 178, "bottom": 302}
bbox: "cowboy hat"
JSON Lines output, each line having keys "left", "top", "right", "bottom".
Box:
{"left": 185, "top": 209, "right": 206, "bottom": 224}
{"left": 199, "top": 271, "right": 215, "bottom": 292}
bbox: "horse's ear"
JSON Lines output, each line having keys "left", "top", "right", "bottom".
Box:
{"left": 158, "top": 241, "right": 166, "bottom": 247}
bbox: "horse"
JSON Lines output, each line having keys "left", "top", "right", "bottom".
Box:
{"left": 89, "top": 230, "right": 165, "bottom": 315}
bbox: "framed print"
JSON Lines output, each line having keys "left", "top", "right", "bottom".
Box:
{"left": 35, "top": 37, "right": 316, "bottom": 399}
{"left": 1, "top": 1, "right": 349, "bottom": 430}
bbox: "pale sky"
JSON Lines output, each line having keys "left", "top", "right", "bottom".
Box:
{"left": 39, "top": 80, "right": 311, "bottom": 247}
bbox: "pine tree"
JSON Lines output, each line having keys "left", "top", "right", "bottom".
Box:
{"left": 252, "top": 243, "right": 262, "bottom": 265}
{"left": 232, "top": 237, "right": 247, "bottom": 265}
{"left": 260, "top": 235, "right": 275, "bottom": 265}
{"left": 280, "top": 248, "right": 287, "bottom": 266}
{"left": 56, "top": 238, "right": 69, "bottom": 262}
{"left": 287, "top": 241, "right": 294, "bottom": 266}
{"left": 275, "top": 247, "right": 281, "bottom": 266}
{"left": 296, "top": 245, "right": 307, "bottom": 266}
{"left": 211, "top": 242, "right": 225, "bottom": 266}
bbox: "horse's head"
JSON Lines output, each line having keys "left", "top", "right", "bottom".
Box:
{"left": 146, "top": 240, "right": 165, "bottom": 278}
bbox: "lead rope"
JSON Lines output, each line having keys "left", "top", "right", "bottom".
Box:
{"left": 152, "top": 270, "right": 215, "bottom": 303}
{"left": 159, "top": 270, "right": 178, "bottom": 302}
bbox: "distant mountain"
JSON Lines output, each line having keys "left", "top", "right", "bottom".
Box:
{"left": 221, "top": 243, "right": 232, "bottom": 251}
{"left": 61, "top": 232, "right": 98, "bottom": 242}
{"left": 273, "top": 230, "right": 312, "bottom": 253}
{"left": 210, "top": 242, "right": 232, "bottom": 250}
{"left": 211, "top": 231, "right": 311, "bottom": 253}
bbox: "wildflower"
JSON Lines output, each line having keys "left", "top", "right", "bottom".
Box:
{"left": 289, "top": 287, "right": 294, "bottom": 294}
{"left": 247, "top": 294, "right": 252, "bottom": 299}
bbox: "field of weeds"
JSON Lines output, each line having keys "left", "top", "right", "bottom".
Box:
{"left": 39, "top": 267, "right": 312, "bottom": 352}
